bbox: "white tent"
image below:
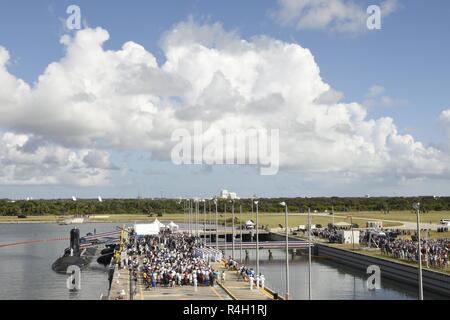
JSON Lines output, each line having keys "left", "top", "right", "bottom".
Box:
{"left": 153, "top": 218, "right": 166, "bottom": 229}
{"left": 135, "top": 223, "right": 160, "bottom": 236}
{"left": 168, "top": 221, "right": 179, "bottom": 231}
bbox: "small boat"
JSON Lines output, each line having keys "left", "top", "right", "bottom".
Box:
{"left": 57, "top": 217, "right": 85, "bottom": 225}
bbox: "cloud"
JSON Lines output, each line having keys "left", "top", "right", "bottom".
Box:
{"left": 0, "top": 132, "right": 111, "bottom": 186}
{"left": 440, "top": 109, "right": 450, "bottom": 123}
{"left": 363, "top": 85, "right": 407, "bottom": 108}
{"left": 0, "top": 20, "right": 448, "bottom": 187}
{"left": 273, "top": 0, "right": 398, "bottom": 33}
{"left": 439, "top": 109, "right": 450, "bottom": 144}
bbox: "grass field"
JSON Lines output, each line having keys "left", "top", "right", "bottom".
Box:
{"left": 0, "top": 212, "right": 401, "bottom": 228}
{"left": 335, "top": 210, "right": 450, "bottom": 224}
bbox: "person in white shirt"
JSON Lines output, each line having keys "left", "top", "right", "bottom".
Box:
{"left": 249, "top": 275, "right": 254, "bottom": 290}
{"left": 260, "top": 274, "right": 265, "bottom": 290}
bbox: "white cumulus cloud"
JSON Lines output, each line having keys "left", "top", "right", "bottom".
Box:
{"left": 273, "top": 0, "right": 398, "bottom": 33}
{"left": 0, "top": 19, "right": 448, "bottom": 187}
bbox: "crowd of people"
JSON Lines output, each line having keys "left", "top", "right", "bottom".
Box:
{"left": 311, "top": 227, "right": 342, "bottom": 243}
{"left": 124, "top": 229, "right": 220, "bottom": 289}
{"left": 378, "top": 238, "right": 450, "bottom": 269}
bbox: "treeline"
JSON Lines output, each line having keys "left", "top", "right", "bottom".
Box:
{"left": 1, "top": 196, "right": 450, "bottom": 216}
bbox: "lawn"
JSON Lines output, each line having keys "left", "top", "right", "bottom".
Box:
{"left": 0, "top": 212, "right": 401, "bottom": 228}
{"left": 334, "top": 210, "right": 450, "bottom": 224}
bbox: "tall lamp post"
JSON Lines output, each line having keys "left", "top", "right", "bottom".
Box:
{"left": 195, "top": 198, "right": 199, "bottom": 239}
{"left": 254, "top": 200, "right": 260, "bottom": 279}
{"left": 188, "top": 199, "right": 192, "bottom": 236}
{"left": 413, "top": 202, "right": 424, "bottom": 300}
{"left": 214, "top": 199, "right": 219, "bottom": 251}
{"left": 209, "top": 200, "right": 212, "bottom": 246}
{"left": 224, "top": 200, "right": 228, "bottom": 257}
{"left": 182, "top": 199, "right": 186, "bottom": 231}
{"left": 280, "top": 202, "right": 290, "bottom": 300}
{"left": 231, "top": 199, "right": 235, "bottom": 260}
{"left": 202, "top": 199, "right": 207, "bottom": 245}
{"left": 240, "top": 205, "right": 243, "bottom": 263}
{"left": 308, "top": 207, "right": 312, "bottom": 300}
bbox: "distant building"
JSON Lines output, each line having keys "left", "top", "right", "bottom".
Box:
{"left": 219, "top": 190, "right": 240, "bottom": 200}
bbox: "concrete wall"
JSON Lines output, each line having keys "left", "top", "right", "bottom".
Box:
{"left": 316, "top": 244, "right": 450, "bottom": 298}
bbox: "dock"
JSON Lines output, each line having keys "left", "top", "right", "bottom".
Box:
{"left": 107, "top": 228, "right": 277, "bottom": 301}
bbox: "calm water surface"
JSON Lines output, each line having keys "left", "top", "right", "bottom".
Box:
{"left": 0, "top": 223, "right": 447, "bottom": 300}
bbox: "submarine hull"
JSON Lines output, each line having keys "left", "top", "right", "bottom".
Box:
{"left": 52, "top": 247, "right": 97, "bottom": 274}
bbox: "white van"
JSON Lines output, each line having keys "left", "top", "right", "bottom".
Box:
{"left": 440, "top": 219, "right": 450, "bottom": 226}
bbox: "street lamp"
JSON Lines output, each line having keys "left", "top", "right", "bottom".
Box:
{"left": 224, "top": 200, "right": 228, "bottom": 257}
{"left": 209, "top": 199, "right": 212, "bottom": 246}
{"left": 240, "top": 205, "right": 243, "bottom": 263}
{"left": 194, "top": 198, "right": 200, "bottom": 239}
{"left": 413, "top": 202, "right": 424, "bottom": 300}
{"left": 188, "top": 199, "right": 192, "bottom": 235}
{"left": 214, "top": 199, "right": 219, "bottom": 251}
{"left": 308, "top": 207, "right": 312, "bottom": 300}
{"left": 254, "top": 200, "right": 260, "bottom": 280}
{"left": 280, "top": 202, "right": 290, "bottom": 300}
{"left": 202, "top": 199, "right": 207, "bottom": 245}
{"left": 231, "top": 199, "right": 236, "bottom": 260}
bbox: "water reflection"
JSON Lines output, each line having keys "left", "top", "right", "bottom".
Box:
{"left": 221, "top": 248, "right": 444, "bottom": 300}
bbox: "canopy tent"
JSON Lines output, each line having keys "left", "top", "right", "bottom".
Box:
{"left": 153, "top": 218, "right": 166, "bottom": 229}
{"left": 134, "top": 223, "right": 160, "bottom": 236}
{"left": 333, "top": 222, "right": 352, "bottom": 229}
{"left": 167, "top": 221, "right": 179, "bottom": 231}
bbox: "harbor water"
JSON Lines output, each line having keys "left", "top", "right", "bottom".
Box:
{"left": 0, "top": 223, "right": 447, "bottom": 300}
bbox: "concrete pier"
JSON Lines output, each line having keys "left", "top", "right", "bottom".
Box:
{"left": 107, "top": 228, "right": 276, "bottom": 300}
{"left": 109, "top": 264, "right": 132, "bottom": 300}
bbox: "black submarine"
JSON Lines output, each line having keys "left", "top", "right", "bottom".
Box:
{"left": 52, "top": 228, "right": 118, "bottom": 273}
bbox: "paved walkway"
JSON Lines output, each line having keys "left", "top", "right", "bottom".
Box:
{"left": 211, "top": 261, "right": 272, "bottom": 300}
{"left": 109, "top": 265, "right": 131, "bottom": 300}
{"left": 128, "top": 258, "right": 271, "bottom": 300}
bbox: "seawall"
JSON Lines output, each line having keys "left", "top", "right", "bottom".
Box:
{"left": 316, "top": 244, "right": 450, "bottom": 298}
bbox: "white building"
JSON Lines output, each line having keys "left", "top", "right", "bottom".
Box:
{"left": 219, "top": 190, "right": 240, "bottom": 200}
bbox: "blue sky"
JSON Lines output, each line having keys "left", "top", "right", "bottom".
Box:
{"left": 0, "top": 0, "right": 449, "bottom": 199}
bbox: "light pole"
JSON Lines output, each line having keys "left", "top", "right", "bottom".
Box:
{"left": 254, "top": 200, "right": 260, "bottom": 279}
{"left": 188, "top": 199, "right": 192, "bottom": 235}
{"left": 280, "top": 202, "right": 290, "bottom": 300}
{"left": 240, "top": 205, "right": 243, "bottom": 263}
{"left": 413, "top": 202, "right": 424, "bottom": 300}
{"left": 308, "top": 207, "right": 312, "bottom": 300}
{"left": 182, "top": 199, "right": 186, "bottom": 231}
{"left": 195, "top": 198, "right": 199, "bottom": 239}
{"left": 224, "top": 201, "right": 227, "bottom": 257}
{"left": 251, "top": 197, "right": 254, "bottom": 222}
{"left": 209, "top": 200, "right": 212, "bottom": 246}
{"left": 231, "top": 199, "right": 235, "bottom": 260}
{"left": 214, "top": 199, "right": 219, "bottom": 251}
{"left": 202, "top": 199, "right": 207, "bottom": 245}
